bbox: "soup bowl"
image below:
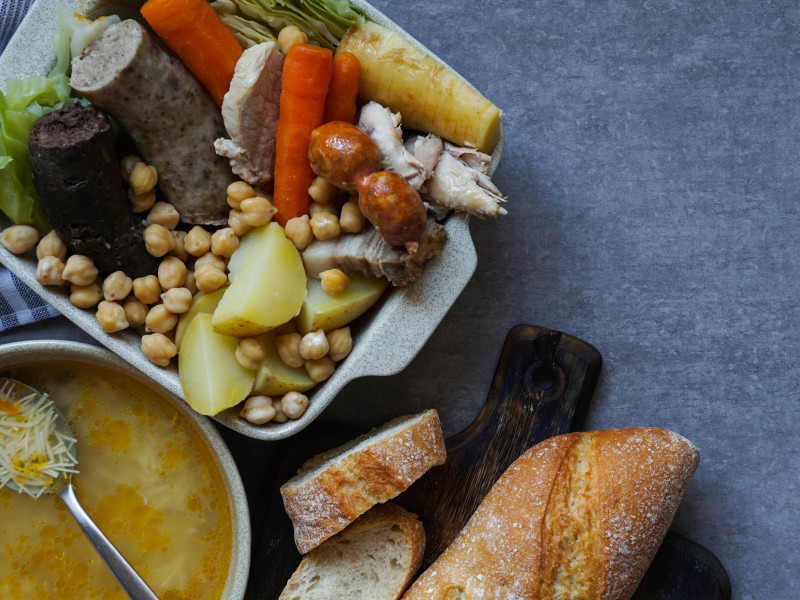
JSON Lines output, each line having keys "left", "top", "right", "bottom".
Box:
{"left": 0, "top": 339, "right": 250, "bottom": 600}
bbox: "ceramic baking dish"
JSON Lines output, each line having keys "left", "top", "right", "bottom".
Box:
{"left": 0, "top": 0, "right": 503, "bottom": 440}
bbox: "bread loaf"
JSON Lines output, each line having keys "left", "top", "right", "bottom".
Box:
{"left": 281, "top": 409, "right": 446, "bottom": 553}
{"left": 279, "top": 503, "right": 425, "bottom": 600}
{"left": 400, "top": 427, "right": 699, "bottom": 600}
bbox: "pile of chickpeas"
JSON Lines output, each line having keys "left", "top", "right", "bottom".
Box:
{"left": 0, "top": 153, "right": 371, "bottom": 426}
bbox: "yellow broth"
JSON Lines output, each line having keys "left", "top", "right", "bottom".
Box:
{"left": 0, "top": 362, "right": 233, "bottom": 600}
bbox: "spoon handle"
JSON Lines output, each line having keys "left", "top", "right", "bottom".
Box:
{"left": 58, "top": 483, "right": 160, "bottom": 600}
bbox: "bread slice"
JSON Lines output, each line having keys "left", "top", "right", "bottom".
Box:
{"left": 279, "top": 503, "right": 425, "bottom": 600}
{"left": 400, "top": 427, "right": 699, "bottom": 600}
{"left": 281, "top": 409, "right": 446, "bottom": 553}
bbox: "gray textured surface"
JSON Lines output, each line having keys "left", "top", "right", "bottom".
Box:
{"left": 1, "top": 0, "right": 798, "bottom": 598}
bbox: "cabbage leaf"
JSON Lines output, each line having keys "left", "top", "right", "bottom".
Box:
{"left": 214, "top": 0, "right": 366, "bottom": 50}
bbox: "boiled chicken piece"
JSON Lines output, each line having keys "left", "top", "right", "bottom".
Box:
{"left": 357, "top": 101, "right": 430, "bottom": 189}
{"left": 214, "top": 41, "right": 283, "bottom": 187}
{"left": 404, "top": 134, "right": 444, "bottom": 186}
{"left": 302, "top": 220, "right": 448, "bottom": 287}
{"left": 424, "top": 142, "right": 507, "bottom": 218}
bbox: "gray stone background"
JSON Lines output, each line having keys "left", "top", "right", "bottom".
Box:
{"left": 2, "top": 0, "right": 798, "bottom": 598}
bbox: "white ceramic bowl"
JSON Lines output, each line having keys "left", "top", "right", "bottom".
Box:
{"left": 0, "top": 339, "right": 250, "bottom": 599}
{"left": 0, "top": 0, "right": 503, "bottom": 440}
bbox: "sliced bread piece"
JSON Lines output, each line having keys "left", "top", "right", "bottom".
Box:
{"left": 279, "top": 503, "right": 425, "bottom": 600}
{"left": 281, "top": 409, "right": 446, "bottom": 553}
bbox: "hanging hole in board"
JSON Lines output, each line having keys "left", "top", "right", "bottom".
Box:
{"left": 524, "top": 361, "right": 564, "bottom": 402}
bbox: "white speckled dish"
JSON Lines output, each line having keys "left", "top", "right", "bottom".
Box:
{"left": 0, "top": 0, "right": 503, "bottom": 440}
{"left": 0, "top": 339, "right": 250, "bottom": 599}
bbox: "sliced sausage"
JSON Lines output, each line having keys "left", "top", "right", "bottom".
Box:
{"left": 29, "top": 105, "right": 159, "bottom": 278}
{"left": 71, "top": 19, "right": 233, "bottom": 225}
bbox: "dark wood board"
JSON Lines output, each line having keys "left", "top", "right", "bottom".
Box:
{"left": 240, "top": 325, "right": 731, "bottom": 600}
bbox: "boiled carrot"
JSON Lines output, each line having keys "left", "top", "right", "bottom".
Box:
{"left": 141, "top": 0, "right": 243, "bottom": 107}
{"left": 324, "top": 51, "right": 361, "bottom": 123}
{"left": 273, "top": 43, "right": 333, "bottom": 226}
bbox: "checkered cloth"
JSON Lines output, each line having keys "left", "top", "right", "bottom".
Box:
{"left": 1, "top": 0, "right": 59, "bottom": 332}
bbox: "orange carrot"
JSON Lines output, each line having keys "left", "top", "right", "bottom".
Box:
{"left": 324, "top": 51, "right": 361, "bottom": 123}
{"left": 141, "top": 0, "right": 243, "bottom": 107}
{"left": 273, "top": 43, "right": 334, "bottom": 226}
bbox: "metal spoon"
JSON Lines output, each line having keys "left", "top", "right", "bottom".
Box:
{"left": 0, "top": 378, "right": 160, "bottom": 600}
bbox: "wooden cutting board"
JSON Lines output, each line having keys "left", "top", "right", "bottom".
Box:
{"left": 243, "top": 325, "right": 731, "bottom": 600}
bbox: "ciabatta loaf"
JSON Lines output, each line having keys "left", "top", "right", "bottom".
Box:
{"left": 281, "top": 409, "right": 446, "bottom": 553}
{"left": 279, "top": 503, "right": 425, "bottom": 600}
{"left": 400, "top": 427, "right": 699, "bottom": 600}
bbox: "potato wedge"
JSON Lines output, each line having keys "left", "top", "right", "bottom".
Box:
{"left": 297, "top": 273, "right": 388, "bottom": 334}
{"left": 337, "top": 21, "right": 502, "bottom": 153}
{"left": 253, "top": 334, "right": 316, "bottom": 396}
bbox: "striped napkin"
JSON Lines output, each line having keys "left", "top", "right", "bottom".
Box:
{"left": 1, "top": 0, "right": 60, "bottom": 332}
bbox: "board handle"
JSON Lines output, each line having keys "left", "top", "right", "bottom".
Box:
{"left": 399, "top": 324, "right": 602, "bottom": 567}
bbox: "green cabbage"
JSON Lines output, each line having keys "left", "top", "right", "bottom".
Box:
{"left": 214, "top": 0, "right": 366, "bottom": 50}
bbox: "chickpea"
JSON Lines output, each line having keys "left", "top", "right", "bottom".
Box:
{"left": 158, "top": 256, "right": 187, "bottom": 290}
{"left": 141, "top": 333, "right": 177, "bottom": 367}
{"left": 310, "top": 212, "right": 340, "bottom": 241}
{"left": 227, "top": 209, "right": 252, "bottom": 236}
{"left": 284, "top": 215, "right": 313, "bottom": 250}
{"left": 132, "top": 274, "right": 161, "bottom": 305}
{"left": 1, "top": 225, "right": 39, "bottom": 254}
{"left": 123, "top": 296, "right": 148, "bottom": 328}
{"left": 36, "top": 230, "right": 67, "bottom": 261}
{"left": 240, "top": 196, "right": 277, "bottom": 227}
{"left": 69, "top": 283, "right": 103, "bottom": 309}
{"left": 36, "top": 256, "right": 65, "bottom": 286}
{"left": 235, "top": 337, "right": 266, "bottom": 370}
{"left": 120, "top": 155, "right": 141, "bottom": 179}
{"left": 129, "top": 162, "right": 158, "bottom": 195}
{"left": 227, "top": 181, "right": 256, "bottom": 209}
{"left": 184, "top": 270, "right": 198, "bottom": 295}
{"left": 161, "top": 287, "right": 193, "bottom": 314}
{"left": 340, "top": 200, "right": 366, "bottom": 233}
{"left": 129, "top": 189, "right": 156, "bottom": 213}
{"left": 170, "top": 230, "right": 190, "bottom": 262}
{"left": 271, "top": 398, "right": 289, "bottom": 423}
{"left": 102, "top": 271, "right": 133, "bottom": 302}
{"left": 145, "top": 304, "right": 178, "bottom": 334}
{"left": 195, "top": 252, "right": 227, "bottom": 272}
{"left": 144, "top": 223, "right": 176, "bottom": 257}
{"left": 309, "top": 201, "right": 337, "bottom": 218}
{"left": 327, "top": 327, "right": 353, "bottom": 362}
{"left": 146, "top": 202, "right": 180, "bottom": 230}
{"left": 184, "top": 226, "right": 212, "bottom": 257}
{"left": 194, "top": 263, "right": 227, "bottom": 292}
{"left": 308, "top": 177, "right": 338, "bottom": 205}
{"left": 299, "top": 329, "right": 329, "bottom": 360}
{"left": 61, "top": 255, "right": 98, "bottom": 286}
{"left": 320, "top": 268, "right": 349, "bottom": 296}
{"left": 305, "top": 356, "right": 335, "bottom": 382}
{"left": 211, "top": 227, "right": 239, "bottom": 258}
{"left": 281, "top": 391, "right": 309, "bottom": 419}
{"left": 239, "top": 395, "right": 276, "bottom": 425}
{"left": 96, "top": 300, "right": 128, "bottom": 333}
{"left": 278, "top": 25, "right": 308, "bottom": 54}
{"left": 275, "top": 333, "right": 304, "bottom": 368}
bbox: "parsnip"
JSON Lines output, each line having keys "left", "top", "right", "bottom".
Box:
{"left": 336, "top": 21, "right": 502, "bottom": 154}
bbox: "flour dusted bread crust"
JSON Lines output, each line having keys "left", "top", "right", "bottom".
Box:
{"left": 279, "top": 503, "right": 425, "bottom": 600}
{"left": 281, "top": 409, "right": 446, "bottom": 553}
{"left": 400, "top": 427, "right": 699, "bottom": 600}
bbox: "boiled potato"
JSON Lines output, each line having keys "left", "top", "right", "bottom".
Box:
{"left": 213, "top": 223, "right": 306, "bottom": 337}
{"left": 253, "top": 333, "right": 316, "bottom": 396}
{"left": 179, "top": 313, "right": 255, "bottom": 416}
{"left": 297, "top": 273, "right": 388, "bottom": 334}
{"left": 337, "top": 21, "right": 502, "bottom": 153}
{"left": 175, "top": 287, "right": 226, "bottom": 350}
